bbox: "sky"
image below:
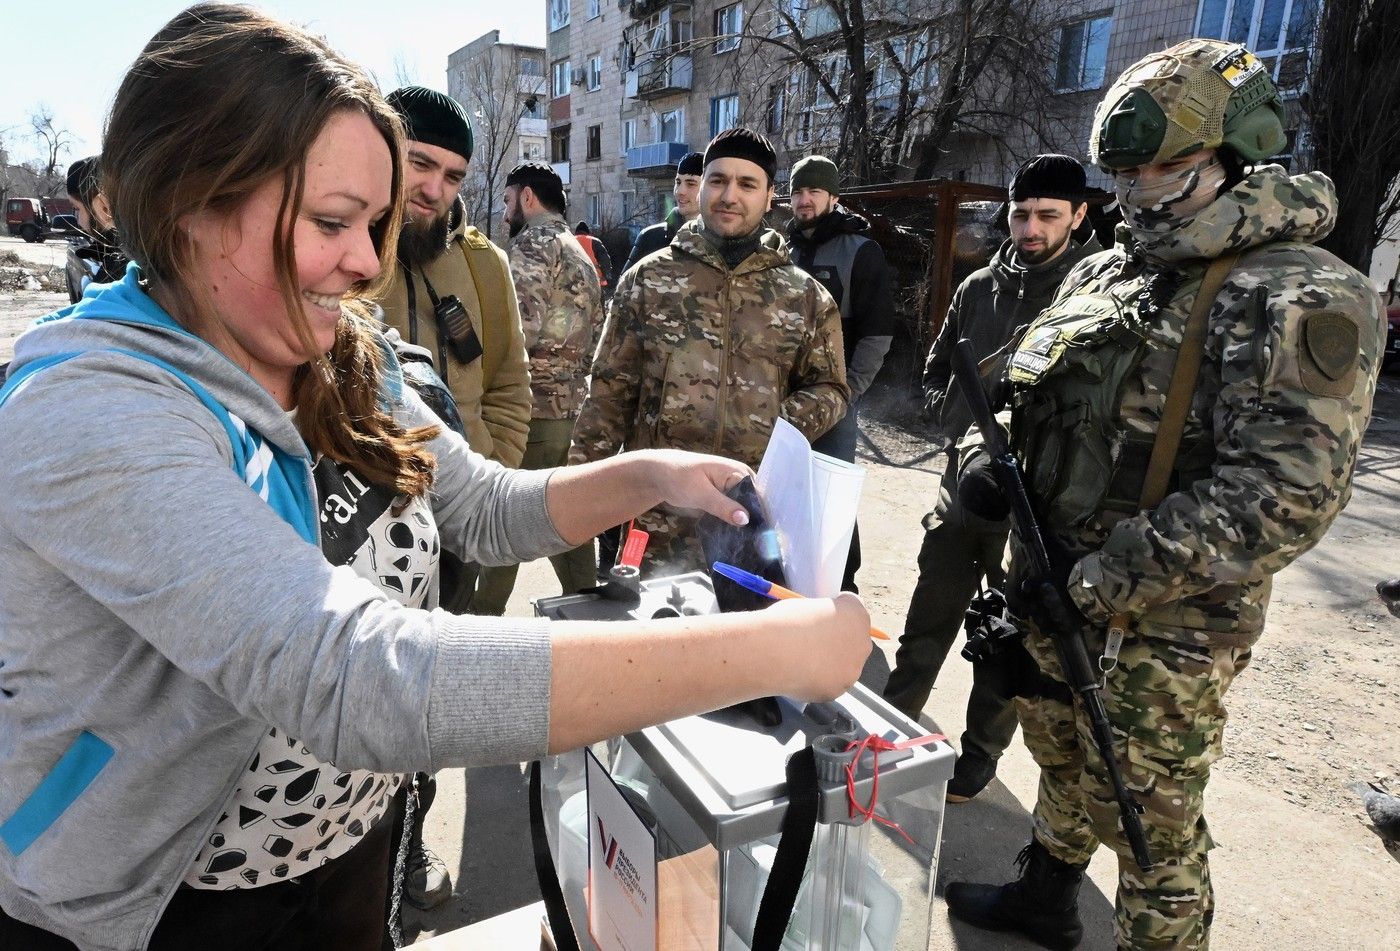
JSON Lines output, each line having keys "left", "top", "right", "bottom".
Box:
{"left": 2, "top": 1, "right": 546, "bottom": 168}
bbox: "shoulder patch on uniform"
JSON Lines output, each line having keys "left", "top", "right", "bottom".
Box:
{"left": 460, "top": 227, "right": 492, "bottom": 250}
{"left": 1298, "top": 311, "right": 1359, "bottom": 396}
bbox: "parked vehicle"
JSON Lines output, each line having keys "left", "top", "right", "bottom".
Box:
{"left": 6, "top": 197, "right": 46, "bottom": 242}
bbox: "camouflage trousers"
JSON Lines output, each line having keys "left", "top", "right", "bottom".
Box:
{"left": 634, "top": 508, "right": 707, "bottom": 576}
{"left": 1016, "top": 628, "right": 1252, "bottom": 950}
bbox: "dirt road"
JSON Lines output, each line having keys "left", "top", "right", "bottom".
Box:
{"left": 2, "top": 286, "right": 1396, "bottom": 948}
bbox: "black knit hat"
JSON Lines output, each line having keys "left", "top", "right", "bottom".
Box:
{"left": 66, "top": 155, "right": 102, "bottom": 205}
{"left": 703, "top": 128, "right": 777, "bottom": 183}
{"left": 676, "top": 151, "right": 704, "bottom": 177}
{"left": 506, "top": 161, "right": 566, "bottom": 214}
{"left": 1008, "top": 154, "right": 1087, "bottom": 204}
{"left": 386, "top": 86, "right": 474, "bottom": 162}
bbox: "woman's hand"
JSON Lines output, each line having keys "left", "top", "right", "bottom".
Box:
{"left": 758, "top": 592, "right": 872, "bottom": 701}
{"left": 641, "top": 449, "right": 753, "bottom": 526}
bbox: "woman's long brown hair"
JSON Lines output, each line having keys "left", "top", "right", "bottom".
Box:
{"left": 103, "top": 2, "right": 436, "bottom": 497}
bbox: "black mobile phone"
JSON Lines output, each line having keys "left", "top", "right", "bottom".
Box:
{"left": 435, "top": 295, "right": 484, "bottom": 365}
{"left": 698, "top": 476, "right": 787, "bottom": 613}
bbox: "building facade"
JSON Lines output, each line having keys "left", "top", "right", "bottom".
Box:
{"left": 534, "top": 0, "right": 1400, "bottom": 288}
{"left": 447, "top": 30, "right": 550, "bottom": 241}
{"left": 546, "top": 0, "right": 816, "bottom": 242}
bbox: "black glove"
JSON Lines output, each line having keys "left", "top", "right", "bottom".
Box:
{"left": 956, "top": 453, "right": 1010, "bottom": 521}
{"left": 1022, "top": 579, "right": 1087, "bottom": 636}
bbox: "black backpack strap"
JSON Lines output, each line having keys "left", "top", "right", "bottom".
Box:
{"left": 752, "top": 746, "right": 820, "bottom": 951}
{"left": 529, "top": 760, "right": 581, "bottom": 951}
{"left": 402, "top": 266, "right": 420, "bottom": 348}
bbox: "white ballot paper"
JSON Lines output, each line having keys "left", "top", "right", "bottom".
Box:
{"left": 756, "top": 417, "right": 865, "bottom": 597}
{"left": 586, "top": 748, "right": 658, "bottom": 951}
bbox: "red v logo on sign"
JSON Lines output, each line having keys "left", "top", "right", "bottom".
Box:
{"left": 596, "top": 816, "right": 619, "bottom": 869}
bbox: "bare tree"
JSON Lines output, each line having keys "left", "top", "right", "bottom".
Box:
{"left": 392, "top": 52, "right": 420, "bottom": 89}
{"left": 0, "top": 131, "right": 12, "bottom": 208}
{"left": 453, "top": 45, "right": 547, "bottom": 242}
{"left": 28, "top": 105, "right": 72, "bottom": 196}
{"left": 1303, "top": 0, "right": 1400, "bottom": 275}
{"left": 702, "top": 0, "right": 1071, "bottom": 186}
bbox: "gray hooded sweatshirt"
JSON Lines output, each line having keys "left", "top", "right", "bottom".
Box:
{"left": 0, "top": 271, "right": 564, "bottom": 949}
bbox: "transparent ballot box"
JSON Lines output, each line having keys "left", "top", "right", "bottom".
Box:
{"left": 535, "top": 574, "right": 954, "bottom": 950}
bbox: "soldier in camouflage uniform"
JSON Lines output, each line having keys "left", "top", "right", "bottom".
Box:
{"left": 569, "top": 127, "right": 849, "bottom": 572}
{"left": 944, "top": 39, "right": 1386, "bottom": 950}
{"left": 470, "top": 162, "right": 602, "bottom": 614}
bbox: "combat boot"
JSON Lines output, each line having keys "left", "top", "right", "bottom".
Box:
{"left": 944, "top": 838, "right": 1087, "bottom": 950}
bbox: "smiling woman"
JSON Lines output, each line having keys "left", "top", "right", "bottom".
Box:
{"left": 0, "top": 5, "right": 872, "bottom": 949}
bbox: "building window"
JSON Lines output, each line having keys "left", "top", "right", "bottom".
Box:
{"left": 657, "top": 107, "right": 685, "bottom": 143}
{"left": 711, "top": 94, "right": 740, "bottom": 136}
{"left": 549, "top": 0, "right": 571, "bottom": 31}
{"left": 588, "top": 193, "right": 604, "bottom": 225}
{"left": 766, "top": 84, "right": 785, "bottom": 136}
{"left": 588, "top": 55, "right": 603, "bottom": 91}
{"left": 796, "top": 111, "right": 813, "bottom": 145}
{"left": 551, "top": 127, "right": 571, "bottom": 163}
{"left": 813, "top": 54, "right": 846, "bottom": 109}
{"left": 622, "top": 118, "right": 637, "bottom": 155}
{"left": 1195, "top": 0, "right": 1317, "bottom": 92}
{"left": 1054, "top": 14, "right": 1112, "bottom": 92}
{"left": 520, "top": 56, "right": 543, "bottom": 77}
{"left": 771, "top": 0, "right": 807, "bottom": 35}
{"left": 715, "top": 3, "right": 744, "bottom": 54}
{"left": 587, "top": 0, "right": 601, "bottom": 19}
{"left": 552, "top": 59, "right": 572, "bottom": 98}
{"left": 523, "top": 96, "right": 545, "bottom": 120}
{"left": 587, "top": 124, "right": 602, "bottom": 161}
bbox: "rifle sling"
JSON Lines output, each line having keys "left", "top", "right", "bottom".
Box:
{"left": 1108, "top": 252, "right": 1239, "bottom": 635}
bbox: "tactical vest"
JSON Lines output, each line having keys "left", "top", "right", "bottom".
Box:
{"left": 1005, "top": 270, "right": 1217, "bottom": 537}
{"left": 791, "top": 232, "right": 868, "bottom": 362}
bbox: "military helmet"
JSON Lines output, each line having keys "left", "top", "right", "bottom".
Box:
{"left": 1090, "top": 38, "right": 1287, "bottom": 170}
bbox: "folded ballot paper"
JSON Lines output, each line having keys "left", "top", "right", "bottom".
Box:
{"left": 755, "top": 418, "right": 865, "bottom": 598}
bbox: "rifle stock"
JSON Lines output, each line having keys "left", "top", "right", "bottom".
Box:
{"left": 951, "top": 339, "right": 1155, "bottom": 872}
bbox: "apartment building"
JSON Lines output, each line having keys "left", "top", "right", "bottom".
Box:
{"left": 545, "top": 0, "right": 792, "bottom": 240}
{"left": 943, "top": 0, "right": 1318, "bottom": 188}
{"left": 447, "top": 31, "right": 550, "bottom": 241}
{"left": 543, "top": 0, "right": 1322, "bottom": 242}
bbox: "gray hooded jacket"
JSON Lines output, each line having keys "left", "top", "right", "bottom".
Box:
{"left": 0, "top": 272, "right": 563, "bottom": 949}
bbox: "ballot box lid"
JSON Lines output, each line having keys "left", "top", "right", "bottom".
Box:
{"left": 626, "top": 682, "right": 954, "bottom": 851}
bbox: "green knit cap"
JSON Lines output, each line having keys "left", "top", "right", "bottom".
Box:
{"left": 791, "top": 155, "right": 840, "bottom": 195}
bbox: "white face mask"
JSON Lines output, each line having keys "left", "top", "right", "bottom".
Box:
{"left": 1114, "top": 154, "right": 1228, "bottom": 238}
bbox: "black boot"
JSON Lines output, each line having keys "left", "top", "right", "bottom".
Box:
{"left": 945, "top": 839, "right": 1087, "bottom": 950}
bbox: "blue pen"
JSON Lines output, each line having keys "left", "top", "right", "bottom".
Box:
{"left": 711, "top": 562, "right": 889, "bottom": 640}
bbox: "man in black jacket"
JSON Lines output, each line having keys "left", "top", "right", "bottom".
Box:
{"left": 620, "top": 151, "right": 703, "bottom": 275}
{"left": 883, "top": 154, "right": 1100, "bottom": 800}
{"left": 784, "top": 154, "right": 896, "bottom": 593}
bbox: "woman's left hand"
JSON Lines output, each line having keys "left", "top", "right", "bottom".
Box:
{"left": 643, "top": 449, "right": 752, "bottom": 525}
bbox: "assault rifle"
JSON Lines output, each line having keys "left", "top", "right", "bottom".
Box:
{"left": 952, "top": 338, "right": 1155, "bottom": 872}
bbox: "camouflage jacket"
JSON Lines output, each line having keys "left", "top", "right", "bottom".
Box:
{"left": 508, "top": 213, "right": 603, "bottom": 419}
{"left": 999, "top": 167, "right": 1384, "bottom": 648}
{"left": 375, "top": 200, "right": 532, "bottom": 466}
{"left": 569, "top": 220, "right": 849, "bottom": 566}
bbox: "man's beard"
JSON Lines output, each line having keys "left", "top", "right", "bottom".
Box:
{"left": 507, "top": 213, "right": 525, "bottom": 239}
{"left": 1017, "top": 229, "right": 1070, "bottom": 266}
{"left": 397, "top": 212, "right": 450, "bottom": 269}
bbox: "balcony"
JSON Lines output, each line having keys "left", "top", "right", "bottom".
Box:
{"left": 549, "top": 95, "right": 571, "bottom": 122}
{"left": 519, "top": 117, "right": 548, "bottom": 137}
{"left": 552, "top": 162, "right": 571, "bottom": 185}
{"left": 625, "top": 54, "right": 692, "bottom": 100}
{"left": 626, "top": 142, "right": 690, "bottom": 177}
